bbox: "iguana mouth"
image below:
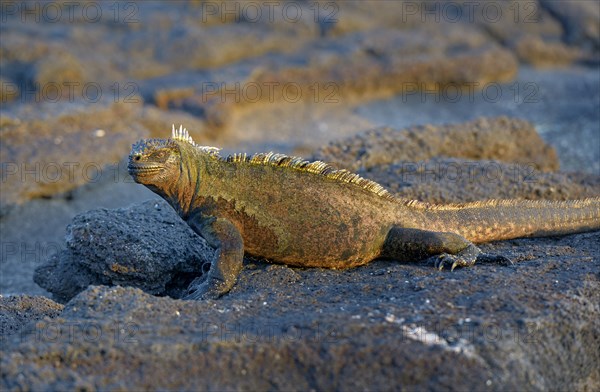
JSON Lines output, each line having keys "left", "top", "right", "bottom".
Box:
{"left": 127, "top": 164, "right": 164, "bottom": 176}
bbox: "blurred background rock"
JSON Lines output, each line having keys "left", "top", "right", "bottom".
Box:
{"left": 1, "top": 1, "right": 598, "bottom": 213}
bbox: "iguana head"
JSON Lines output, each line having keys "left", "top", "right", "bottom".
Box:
{"left": 128, "top": 125, "right": 219, "bottom": 190}
{"left": 128, "top": 137, "right": 181, "bottom": 188}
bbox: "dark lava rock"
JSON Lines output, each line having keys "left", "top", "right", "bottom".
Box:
{"left": 34, "top": 200, "right": 213, "bottom": 303}
{"left": 33, "top": 251, "right": 110, "bottom": 305}
{"left": 0, "top": 295, "right": 63, "bottom": 340}
{"left": 312, "top": 117, "right": 559, "bottom": 172}
{"left": 3, "top": 230, "right": 600, "bottom": 391}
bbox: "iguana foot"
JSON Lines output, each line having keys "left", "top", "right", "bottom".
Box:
{"left": 430, "top": 245, "right": 514, "bottom": 271}
{"left": 430, "top": 244, "right": 481, "bottom": 271}
{"left": 183, "top": 278, "right": 228, "bottom": 300}
{"left": 183, "top": 217, "right": 244, "bottom": 301}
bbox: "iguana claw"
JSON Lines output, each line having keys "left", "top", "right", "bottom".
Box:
{"left": 432, "top": 253, "right": 473, "bottom": 271}
{"left": 184, "top": 280, "right": 223, "bottom": 300}
{"left": 431, "top": 244, "right": 481, "bottom": 271}
{"left": 431, "top": 248, "right": 514, "bottom": 271}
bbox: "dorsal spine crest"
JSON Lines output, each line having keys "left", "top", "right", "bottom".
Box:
{"left": 172, "top": 126, "right": 395, "bottom": 200}
{"left": 171, "top": 124, "right": 220, "bottom": 156}
{"left": 223, "top": 149, "right": 395, "bottom": 200}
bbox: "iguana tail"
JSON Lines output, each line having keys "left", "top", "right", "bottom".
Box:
{"left": 412, "top": 197, "right": 600, "bottom": 243}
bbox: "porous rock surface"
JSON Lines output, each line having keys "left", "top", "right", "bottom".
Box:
{"left": 3, "top": 236, "right": 599, "bottom": 390}
{"left": 0, "top": 295, "right": 63, "bottom": 338}
{"left": 33, "top": 200, "right": 213, "bottom": 303}
{"left": 312, "top": 117, "right": 560, "bottom": 172}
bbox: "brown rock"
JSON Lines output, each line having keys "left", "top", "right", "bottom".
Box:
{"left": 312, "top": 117, "right": 559, "bottom": 172}
{"left": 461, "top": 0, "right": 596, "bottom": 66}
{"left": 512, "top": 35, "right": 584, "bottom": 67}
{"left": 0, "top": 78, "right": 18, "bottom": 103}
{"left": 146, "top": 27, "right": 517, "bottom": 132}
{"left": 0, "top": 99, "right": 146, "bottom": 215}
{"left": 30, "top": 52, "right": 88, "bottom": 99}
{"left": 0, "top": 295, "right": 63, "bottom": 338}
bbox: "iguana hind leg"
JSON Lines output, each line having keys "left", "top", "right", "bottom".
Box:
{"left": 184, "top": 216, "right": 244, "bottom": 300}
{"left": 381, "top": 227, "right": 512, "bottom": 270}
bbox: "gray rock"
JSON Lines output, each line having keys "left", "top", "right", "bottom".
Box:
{"left": 540, "top": 0, "right": 600, "bottom": 49}
{"left": 4, "top": 230, "right": 600, "bottom": 391}
{"left": 33, "top": 250, "right": 109, "bottom": 304}
{"left": 358, "top": 157, "right": 600, "bottom": 204}
{"left": 34, "top": 200, "right": 213, "bottom": 302}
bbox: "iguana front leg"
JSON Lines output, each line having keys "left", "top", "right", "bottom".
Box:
{"left": 183, "top": 215, "right": 244, "bottom": 300}
{"left": 381, "top": 227, "right": 512, "bottom": 270}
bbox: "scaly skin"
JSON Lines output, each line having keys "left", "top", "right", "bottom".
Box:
{"left": 127, "top": 126, "right": 600, "bottom": 300}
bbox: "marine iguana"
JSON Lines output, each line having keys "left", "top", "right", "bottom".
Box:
{"left": 127, "top": 125, "right": 600, "bottom": 300}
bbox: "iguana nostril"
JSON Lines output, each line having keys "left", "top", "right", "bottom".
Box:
{"left": 134, "top": 155, "right": 141, "bottom": 161}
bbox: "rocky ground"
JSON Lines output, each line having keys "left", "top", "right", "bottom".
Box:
{"left": 1, "top": 1, "right": 599, "bottom": 390}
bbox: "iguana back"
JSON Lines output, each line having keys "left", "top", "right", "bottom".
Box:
{"left": 194, "top": 152, "right": 600, "bottom": 265}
